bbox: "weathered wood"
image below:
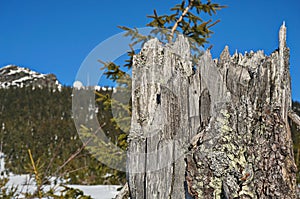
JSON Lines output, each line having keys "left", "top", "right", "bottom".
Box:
{"left": 128, "top": 35, "right": 199, "bottom": 199}
{"left": 186, "top": 23, "right": 297, "bottom": 198}
{"left": 289, "top": 110, "right": 300, "bottom": 128}
{"left": 127, "top": 23, "right": 297, "bottom": 198}
{"left": 115, "top": 183, "right": 129, "bottom": 199}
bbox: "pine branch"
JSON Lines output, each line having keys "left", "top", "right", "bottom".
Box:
{"left": 207, "top": 19, "right": 220, "bottom": 28}
{"left": 44, "top": 139, "right": 65, "bottom": 177}
{"left": 28, "top": 149, "right": 43, "bottom": 199}
{"left": 59, "top": 166, "right": 89, "bottom": 179}
{"left": 170, "top": 0, "right": 194, "bottom": 42}
{"left": 55, "top": 123, "right": 105, "bottom": 175}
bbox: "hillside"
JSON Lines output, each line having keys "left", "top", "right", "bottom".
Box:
{"left": 0, "top": 65, "right": 126, "bottom": 185}
{"left": 0, "top": 65, "right": 62, "bottom": 91}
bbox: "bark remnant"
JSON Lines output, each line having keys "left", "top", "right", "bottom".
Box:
{"left": 186, "top": 22, "right": 297, "bottom": 199}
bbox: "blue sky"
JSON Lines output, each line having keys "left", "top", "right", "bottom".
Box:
{"left": 0, "top": 0, "right": 299, "bottom": 100}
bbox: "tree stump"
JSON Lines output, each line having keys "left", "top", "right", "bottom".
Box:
{"left": 127, "top": 23, "right": 297, "bottom": 198}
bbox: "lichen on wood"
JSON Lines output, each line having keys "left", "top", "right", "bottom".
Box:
{"left": 186, "top": 22, "right": 297, "bottom": 198}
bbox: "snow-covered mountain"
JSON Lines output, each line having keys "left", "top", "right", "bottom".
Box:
{"left": 0, "top": 65, "right": 62, "bottom": 91}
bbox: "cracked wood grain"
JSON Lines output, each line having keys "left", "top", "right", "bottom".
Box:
{"left": 127, "top": 23, "right": 297, "bottom": 199}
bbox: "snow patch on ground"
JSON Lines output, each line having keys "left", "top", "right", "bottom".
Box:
{"left": 4, "top": 174, "right": 120, "bottom": 199}
{"left": 68, "top": 185, "right": 120, "bottom": 199}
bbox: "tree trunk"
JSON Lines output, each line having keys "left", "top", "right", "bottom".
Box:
{"left": 127, "top": 23, "right": 297, "bottom": 198}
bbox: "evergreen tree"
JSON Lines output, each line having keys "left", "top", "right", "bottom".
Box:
{"left": 0, "top": 86, "right": 124, "bottom": 184}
